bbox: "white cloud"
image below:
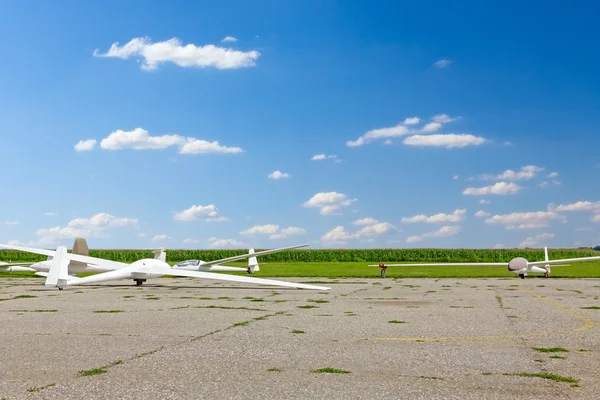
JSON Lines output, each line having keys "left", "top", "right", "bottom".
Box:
{"left": 406, "top": 225, "right": 461, "bottom": 243}
{"left": 311, "top": 154, "right": 337, "bottom": 161}
{"left": 4, "top": 221, "right": 20, "bottom": 225}
{"left": 479, "top": 199, "right": 491, "bottom": 204}
{"left": 355, "top": 222, "right": 393, "bottom": 237}
{"left": 403, "top": 117, "right": 420, "bottom": 125}
{"left": 221, "top": 36, "right": 238, "bottom": 43}
{"left": 93, "top": 36, "right": 260, "bottom": 71}
{"left": 519, "top": 233, "right": 554, "bottom": 247}
{"left": 549, "top": 201, "right": 600, "bottom": 212}
{"left": 485, "top": 211, "right": 566, "bottom": 230}
{"left": 138, "top": 233, "right": 148, "bottom": 238}
{"left": 321, "top": 219, "right": 396, "bottom": 243}
{"left": 183, "top": 238, "right": 201, "bottom": 244}
{"left": 548, "top": 172, "right": 559, "bottom": 178}
{"left": 96, "top": 128, "right": 242, "bottom": 154}
{"left": 537, "top": 179, "right": 561, "bottom": 188}
{"left": 346, "top": 114, "right": 464, "bottom": 147}
{"left": 592, "top": 215, "right": 600, "bottom": 223}
{"left": 321, "top": 226, "right": 356, "bottom": 243}
{"left": 346, "top": 123, "right": 410, "bottom": 147}
{"left": 240, "top": 224, "right": 280, "bottom": 235}
{"left": 74, "top": 139, "right": 96, "bottom": 152}
{"left": 35, "top": 213, "right": 138, "bottom": 245}
{"left": 403, "top": 133, "right": 486, "bottom": 148}
{"left": 401, "top": 209, "right": 466, "bottom": 224}
{"left": 240, "top": 224, "right": 306, "bottom": 239}
{"left": 44, "top": 212, "right": 58, "bottom": 216}
{"left": 453, "top": 175, "right": 460, "bottom": 180}
{"left": 268, "top": 170, "right": 290, "bottom": 180}
{"left": 421, "top": 122, "right": 442, "bottom": 133}
{"left": 353, "top": 217, "right": 379, "bottom": 226}
{"left": 152, "top": 234, "right": 170, "bottom": 242}
{"left": 302, "top": 192, "right": 356, "bottom": 215}
{"left": 208, "top": 237, "right": 248, "bottom": 248}
{"left": 475, "top": 210, "right": 490, "bottom": 217}
{"left": 473, "top": 165, "right": 544, "bottom": 181}
{"left": 463, "top": 182, "right": 522, "bottom": 196}
{"left": 269, "top": 227, "right": 307, "bottom": 240}
{"left": 174, "top": 205, "right": 227, "bottom": 222}
{"left": 432, "top": 114, "right": 460, "bottom": 124}
{"left": 434, "top": 59, "right": 452, "bottom": 68}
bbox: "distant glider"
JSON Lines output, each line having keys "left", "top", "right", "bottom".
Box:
{"left": 369, "top": 247, "right": 598, "bottom": 278}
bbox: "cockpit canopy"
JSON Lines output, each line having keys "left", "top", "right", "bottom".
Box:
{"left": 173, "top": 260, "right": 202, "bottom": 268}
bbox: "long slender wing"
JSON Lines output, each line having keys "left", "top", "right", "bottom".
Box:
{"left": 369, "top": 262, "right": 508, "bottom": 267}
{"left": 0, "top": 243, "right": 56, "bottom": 257}
{"left": 139, "top": 266, "right": 330, "bottom": 290}
{"left": 528, "top": 255, "right": 600, "bottom": 267}
{"left": 198, "top": 244, "right": 308, "bottom": 268}
{"left": 0, "top": 243, "right": 128, "bottom": 270}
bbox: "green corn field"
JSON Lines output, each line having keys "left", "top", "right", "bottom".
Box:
{"left": 0, "top": 247, "right": 597, "bottom": 264}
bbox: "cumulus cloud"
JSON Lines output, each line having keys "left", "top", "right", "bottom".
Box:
{"left": 94, "top": 128, "right": 242, "bottom": 154}
{"left": 434, "top": 59, "right": 452, "bottom": 68}
{"left": 240, "top": 224, "right": 306, "bottom": 239}
{"left": 302, "top": 192, "right": 356, "bottom": 215}
{"left": 346, "top": 114, "right": 484, "bottom": 148}
{"left": 484, "top": 211, "right": 566, "bottom": 230}
{"left": 93, "top": 36, "right": 260, "bottom": 71}
{"left": 463, "top": 182, "right": 522, "bottom": 196}
{"left": 36, "top": 213, "right": 138, "bottom": 245}
{"left": 221, "top": 36, "right": 238, "bottom": 43}
{"left": 548, "top": 201, "right": 600, "bottom": 212}
{"left": 173, "top": 205, "right": 228, "bottom": 222}
{"left": 321, "top": 219, "right": 396, "bottom": 244}
{"left": 519, "top": 233, "right": 554, "bottom": 247}
{"left": 403, "top": 117, "right": 420, "bottom": 125}
{"left": 208, "top": 237, "right": 248, "bottom": 248}
{"left": 475, "top": 210, "right": 490, "bottom": 217}
{"left": 268, "top": 170, "right": 290, "bottom": 180}
{"left": 74, "top": 139, "right": 96, "bottom": 152}
{"left": 403, "top": 133, "right": 486, "bottom": 148}
{"left": 548, "top": 172, "right": 559, "bottom": 179}
{"left": 472, "top": 165, "right": 544, "bottom": 182}
{"left": 311, "top": 154, "right": 338, "bottom": 161}
{"left": 479, "top": 199, "right": 491, "bottom": 204}
{"left": 353, "top": 217, "right": 379, "bottom": 226}
{"left": 401, "top": 209, "right": 466, "bottom": 224}
{"left": 406, "top": 225, "right": 461, "bottom": 244}
{"left": 152, "top": 234, "right": 170, "bottom": 242}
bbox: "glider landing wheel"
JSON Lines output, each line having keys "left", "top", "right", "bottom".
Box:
{"left": 247, "top": 267, "right": 251, "bottom": 274}
{"left": 134, "top": 279, "right": 146, "bottom": 286}
{"left": 519, "top": 274, "right": 525, "bottom": 279}
{"left": 58, "top": 287, "right": 63, "bottom": 291}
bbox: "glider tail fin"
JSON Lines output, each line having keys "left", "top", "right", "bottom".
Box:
{"left": 70, "top": 237, "right": 89, "bottom": 267}
{"left": 152, "top": 248, "right": 166, "bottom": 263}
{"left": 544, "top": 246, "right": 550, "bottom": 274}
{"left": 247, "top": 248, "right": 259, "bottom": 273}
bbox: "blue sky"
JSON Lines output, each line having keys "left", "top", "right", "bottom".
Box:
{"left": 1, "top": 0, "right": 599, "bottom": 250}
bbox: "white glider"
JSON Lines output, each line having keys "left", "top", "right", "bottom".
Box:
{"left": 0, "top": 238, "right": 132, "bottom": 276}
{"left": 369, "top": 246, "right": 597, "bottom": 278}
{"left": 41, "top": 246, "right": 329, "bottom": 291}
